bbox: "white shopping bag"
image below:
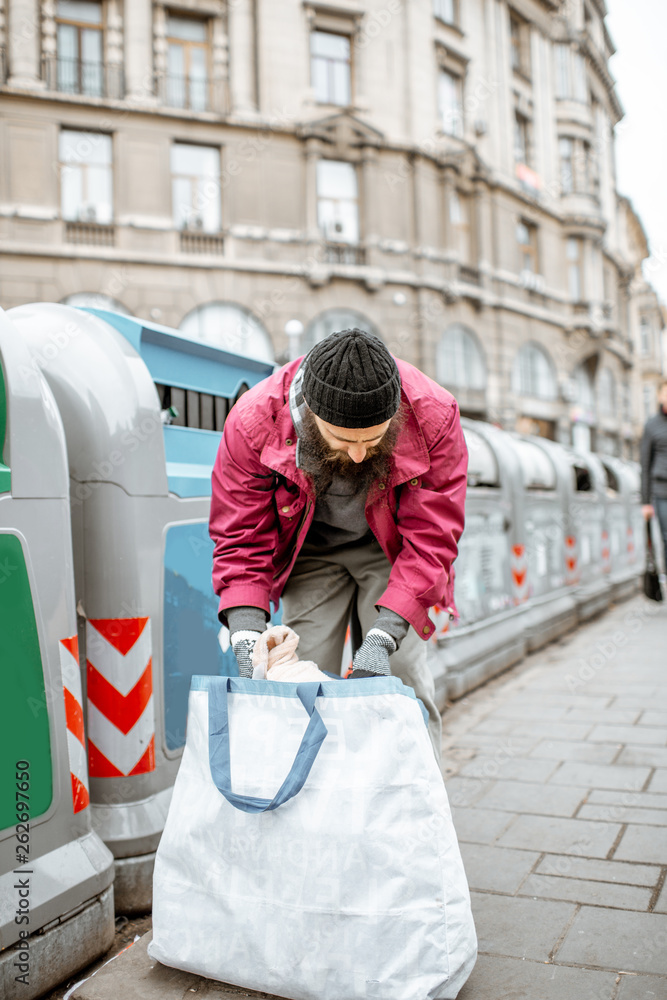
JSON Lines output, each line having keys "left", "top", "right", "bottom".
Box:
{"left": 148, "top": 676, "right": 477, "bottom": 1000}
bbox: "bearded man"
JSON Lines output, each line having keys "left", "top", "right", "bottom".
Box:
{"left": 209, "top": 329, "right": 468, "bottom": 757}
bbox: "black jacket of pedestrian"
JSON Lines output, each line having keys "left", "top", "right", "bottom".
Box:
{"left": 640, "top": 406, "right": 667, "bottom": 504}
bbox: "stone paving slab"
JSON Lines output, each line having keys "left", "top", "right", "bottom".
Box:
{"left": 456, "top": 756, "right": 560, "bottom": 783}
{"left": 486, "top": 704, "right": 569, "bottom": 721}
{"left": 565, "top": 708, "right": 641, "bottom": 724}
{"left": 502, "top": 721, "right": 596, "bottom": 741}
{"left": 648, "top": 769, "right": 667, "bottom": 793}
{"left": 588, "top": 790, "right": 667, "bottom": 810}
{"left": 653, "top": 880, "right": 667, "bottom": 914}
{"left": 71, "top": 933, "right": 268, "bottom": 1000}
{"left": 448, "top": 805, "right": 517, "bottom": 844}
{"left": 475, "top": 779, "right": 588, "bottom": 817}
{"left": 442, "top": 775, "right": 491, "bottom": 807}
{"left": 556, "top": 907, "right": 667, "bottom": 975}
{"left": 528, "top": 739, "right": 621, "bottom": 763}
{"left": 470, "top": 892, "right": 575, "bottom": 961}
{"left": 617, "top": 746, "right": 667, "bottom": 768}
{"left": 588, "top": 725, "right": 667, "bottom": 746}
{"left": 548, "top": 761, "right": 652, "bottom": 790}
{"left": 457, "top": 954, "right": 620, "bottom": 1000}
{"left": 579, "top": 804, "right": 667, "bottom": 826}
{"left": 458, "top": 843, "right": 540, "bottom": 893}
{"left": 518, "top": 872, "right": 653, "bottom": 910}
{"left": 614, "top": 824, "right": 667, "bottom": 865}
{"left": 533, "top": 854, "right": 662, "bottom": 887}
{"left": 496, "top": 813, "right": 622, "bottom": 856}
{"left": 638, "top": 712, "right": 667, "bottom": 727}
{"left": 615, "top": 974, "right": 667, "bottom": 999}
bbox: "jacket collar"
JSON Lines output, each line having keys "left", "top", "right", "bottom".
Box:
{"left": 387, "top": 392, "right": 430, "bottom": 486}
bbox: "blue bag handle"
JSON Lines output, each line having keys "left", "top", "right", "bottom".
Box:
{"left": 208, "top": 679, "right": 328, "bottom": 813}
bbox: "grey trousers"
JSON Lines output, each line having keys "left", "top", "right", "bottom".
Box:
{"left": 281, "top": 536, "right": 442, "bottom": 760}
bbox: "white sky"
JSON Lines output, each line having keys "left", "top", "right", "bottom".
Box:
{"left": 606, "top": 0, "right": 667, "bottom": 305}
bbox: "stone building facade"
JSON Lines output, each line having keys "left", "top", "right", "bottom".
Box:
{"left": 0, "top": 0, "right": 663, "bottom": 454}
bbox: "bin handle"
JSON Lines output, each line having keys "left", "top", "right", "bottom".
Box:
{"left": 208, "top": 678, "right": 327, "bottom": 813}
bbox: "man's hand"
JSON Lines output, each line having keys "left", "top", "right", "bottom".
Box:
{"left": 349, "top": 628, "right": 396, "bottom": 679}
{"left": 230, "top": 630, "right": 262, "bottom": 678}
{"left": 643, "top": 504, "right": 655, "bottom": 521}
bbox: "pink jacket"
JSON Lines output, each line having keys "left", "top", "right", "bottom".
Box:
{"left": 209, "top": 357, "right": 468, "bottom": 640}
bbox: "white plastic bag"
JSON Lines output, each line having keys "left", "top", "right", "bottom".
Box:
{"left": 148, "top": 676, "right": 477, "bottom": 1000}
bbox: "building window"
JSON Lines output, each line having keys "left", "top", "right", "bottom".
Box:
{"left": 559, "top": 137, "right": 574, "bottom": 195}
{"left": 513, "top": 111, "right": 530, "bottom": 165}
{"left": 56, "top": 0, "right": 104, "bottom": 97}
{"left": 555, "top": 44, "right": 588, "bottom": 102}
{"left": 517, "top": 219, "right": 538, "bottom": 274}
{"left": 311, "top": 31, "right": 351, "bottom": 106}
{"left": 304, "top": 309, "right": 380, "bottom": 353}
{"left": 449, "top": 190, "right": 471, "bottom": 262}
{"left": 512, "top": 343, "right": 557, "bottom": 400}
{"left": 434, "top": 0, "right": 457, "bottom": 25}
{"left": 439, "top": 69, "right": 464, "bottom": 138}
{"left": 437, "top": 325, "right": 486, "bottom": 390}
{"left": 597, "top": 367, "right": 616, "bottom": 417}
{"left": 316, "top": 160, "right": 359, "bottom": 244}
{"left": 60, "top": 130, "right": 113, "bottom": 224}
{"left": 644, "top": 384, "right": 655, "bottom": 421}
{"left": 179, "top": 302, "right": 274, "bottom": 361}
{"left": 640, "top": 316, "right": 652, "bottom": 356}
{"left": 573, "top": 363, "right": 595, "bottom": 411}
{"left": 509, "top": 12, "right": 530, "bottom": 77}
{"left": 171, "top": 144, "right": 220, "bottom": 233}
{"left": 166, "top": 16, "right": 210, "bottom": 111}
{"left": 567, "top": 237, "right": 583, "bottom": 301}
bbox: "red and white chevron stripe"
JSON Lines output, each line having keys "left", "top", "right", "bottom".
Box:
{"left": 59, "top": 635, "right": 90, "bottom": 814}
{"left": 86, "top": 617, "right": 155, "bottom": 778}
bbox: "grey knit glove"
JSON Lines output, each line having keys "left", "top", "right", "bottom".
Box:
{"left": 230, "top": 630, "right": 262, "bottom": 679}
{"left": 349, "top": 629, "right": 397, "bottom": 679}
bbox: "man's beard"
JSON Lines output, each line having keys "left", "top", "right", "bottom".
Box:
{"left": 298, "top": 406, "right": 404, "bottom": 496}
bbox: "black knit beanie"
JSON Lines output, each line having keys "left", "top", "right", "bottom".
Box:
{"left": 302, "top": 328, "right": 401, "bottom": 428}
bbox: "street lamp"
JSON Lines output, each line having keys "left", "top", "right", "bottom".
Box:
{"left": 285, "top": 319, "right": 304, "bottom": 361}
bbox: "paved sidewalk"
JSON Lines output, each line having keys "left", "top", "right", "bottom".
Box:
{"left": 70, "top": 593, "right": 667, "bottom": 1000}
{"left": 449, "top": 593, "right": 667, "bottom": 999}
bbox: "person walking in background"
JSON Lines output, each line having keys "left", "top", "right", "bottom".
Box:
{"left": 640, "top": 378, "right": 667, "bottom": 573}
{"left": 209, "top": 329, "right": 468, "bottom": 758}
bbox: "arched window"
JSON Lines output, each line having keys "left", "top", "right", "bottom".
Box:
{"left": 436, "top": 324, "right": 486, "bottom": 390}
{"left": 512, "top": 342, "right": 557, "bottom": 400}
{"left": 179, "top": 302, "right": 274, "bottom": 361}
{"left": 61, "top": 293, "right": 132, "bottom": 315}
{"left": 597, "top": 367, "right": 616, "bottom": 417}
{"left": 302, "top": 309, "right": 381, "bottom": 354}
{"left": 573, "top": 363, "right": 594, "bottom": 409}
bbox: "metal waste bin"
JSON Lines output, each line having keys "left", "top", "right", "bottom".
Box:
{"left": 0, "top": 308, "right": 114, "bottom": 1000}
{"left": 598, "top": 456, "right": 643, "bottom": 602}
{"left": 534, "top": 442, "right": 612, "bottom": 621}
{"left": 510, "top": 434, "right": 578, "bottom": 651}
{"left": 7, "top": 303, "right": 274, "bottom": 914}
{"left": 431, "top": 419, "right": 528, "bottom": 701}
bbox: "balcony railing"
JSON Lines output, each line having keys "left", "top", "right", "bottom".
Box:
{"left": 458, "top": 264, "right": 481, "bottom": 286}
{"left": 322, "top": 242, "right": 366, "bottom": 265}
{"left": 157, "top": 72, "right": 215, "bottom": 112}
{"left": 179, "top": 231, "right": 224, "bottom": 255}
{"left": 44, "top": 56, "right": 124, "bottom": 99}
{"left": 65, "top": 221, "right": 115, "bottom": 246}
